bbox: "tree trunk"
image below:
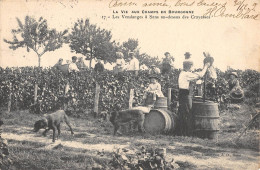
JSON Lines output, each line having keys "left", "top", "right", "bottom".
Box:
{"left": 89, "top": 59, "right": 92, "bottom": 69}
{"left": 38, "top": 56, "right": 41, "bottom": 67}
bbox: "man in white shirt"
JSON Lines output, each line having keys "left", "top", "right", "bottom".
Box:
{"left": 68, "top": 56, "right": 79, "bottom": 73}
{"left": 127, "top": 52, "right": 139, "bottom": 75}
{"left": 178, "top": 59, "right": 210, "bottom": 136}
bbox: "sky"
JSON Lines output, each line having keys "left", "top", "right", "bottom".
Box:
{"left": 0, "top": 0, "right": 259, "bottom": 71}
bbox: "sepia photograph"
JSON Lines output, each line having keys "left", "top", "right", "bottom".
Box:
{"left": 0, "top": 0, "right": 259, "bottom": 169}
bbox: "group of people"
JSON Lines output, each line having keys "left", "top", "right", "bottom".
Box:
{"left": 54, "top": 51, "right": 243, "bottom": 137}
{"left": 143, "top": 51, "right": 243, "bottom": 136}
{"left": 54, "top": 56, "right": 87, "bottom": 73}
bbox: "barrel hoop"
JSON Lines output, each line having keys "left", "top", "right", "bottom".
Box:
{"left": 194, "top": 129, "right": 220, "bottom": 131}
{"left": 195, "top": 116, "right": 220, "bottom": 118}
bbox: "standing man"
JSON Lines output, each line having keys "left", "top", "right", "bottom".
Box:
{"left": 76, "top": 57, "right": 87, "bottom": 70}
{"left": 94, "top": 58, "right": 104, "bottom": 73}
{"left": 161, "top": 52, "right": 175, "bottom": 74}
{"left": 127, "top": 51, "right": 139, "bottom": 75}
{"left": 68, "top": 56, "right": 79, "bottom": 73}
{"left": 178, "top": 59, "right": 210, "bottom": 136}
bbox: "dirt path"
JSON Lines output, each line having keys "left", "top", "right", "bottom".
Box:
{"left": 2, "top": 125, "right": 259, "bottom": 170}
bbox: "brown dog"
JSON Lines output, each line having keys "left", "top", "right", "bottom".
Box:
{"left": 109, "top": 109, "right": 145, "bottom": 135}
{"left": 33, "top": 110, "right": 74, "bottom": 142}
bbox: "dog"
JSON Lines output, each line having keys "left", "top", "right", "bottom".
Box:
{"left": 33, "top": 110, "right": 74, "bottom": 142}
{"left": 109, "top": 109, "right": 145, "bottom": 135}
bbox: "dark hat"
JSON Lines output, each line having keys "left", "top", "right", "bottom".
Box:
{"left": 229, "top": 72, "right": 238, "bottom": 78}
{"left": 184, "top": 52, "right": 191, "bottom": 56}
{"left": 149, "top": 74, "right": 159, "bottom": 80}
{"left": 164, "top": 52, "right": 170, "bottom": 55}
{"left": 72, "top": 56, "right": 77, "bottom": 60}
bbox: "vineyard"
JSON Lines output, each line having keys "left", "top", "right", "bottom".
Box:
{"left": 0, "top": 67, "right": 259, "bottom": 116}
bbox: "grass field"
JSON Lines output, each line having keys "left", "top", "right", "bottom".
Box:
{"left": 0, "top": 104, "right": 259, "bottom": 170}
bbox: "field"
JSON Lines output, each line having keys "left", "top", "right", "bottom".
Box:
{"left": 0, "top": 104, "right": 259, "bottom": 170}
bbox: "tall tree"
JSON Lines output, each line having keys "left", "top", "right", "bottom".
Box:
{"left": 68, "top": 19, "right": 116, "bottom": 68}
{"left": 122, "top": 38, "right": 139, "bottom": 60}
{"left": 4, "top": 16, "right": 67, "bottom": 67}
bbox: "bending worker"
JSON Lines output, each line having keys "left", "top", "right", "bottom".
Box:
{"left": 178, "top": 59, "right": 210, "bottom": 136}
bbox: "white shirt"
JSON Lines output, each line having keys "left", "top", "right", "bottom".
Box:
{"left": 178, "top": 71, "right": 203, "bottom": 89}
{"left": 68, "top": 62, "right": 79, "bottom": 72}
{"left": 140, "top": 64, "right": 148, "bottom": 70}
{"left": 145, "top": 82, "right": 164, "bottom": 97}
{"left": 116, "top": 58, "right": 126, "bottom": 69}
{"left": 127, "top": 57, "right": 139, "bottom": 71}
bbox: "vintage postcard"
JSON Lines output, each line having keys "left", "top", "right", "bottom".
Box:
{"left": 0, "top": 0, "right": 259, "bottom": 169}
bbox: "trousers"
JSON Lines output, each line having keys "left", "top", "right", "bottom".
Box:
{"left": 178, "top": 89, "right": 193, "bottom": 136}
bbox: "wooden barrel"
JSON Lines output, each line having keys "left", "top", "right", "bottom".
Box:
{"left": 154, "top": 97, "right": 168, "bottom": 109}
{"left": 145, "top": 93, "right": 155, "bottom": 106}
{"left": 192, "top": 101, "right": 220, "bottom": 139}
{"left": 144, "top": 109, "right": 176, "bottom": 134}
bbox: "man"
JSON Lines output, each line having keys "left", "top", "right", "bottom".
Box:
{"left": 127, "top": 52, "right": 139, "bottom": 75}
{"left": 53, "top": 58, "right": 63, "bottom": 68}
{"left": 161, "top": 52, "right": 175, "bottom": 74}
{"left": 68, "top": 56, "right": 79, "bottom": 73}
{"left": 178, "top": 59, "right": 210, "bottom": 136}
{"left": 184, "top": 52, "right": 192, "bottom": 61}
{"left": 76, "top": 57, "right": 87, "bottom": 70}
{"left": 94, "top": 58, "right": 104, "bottom": 73}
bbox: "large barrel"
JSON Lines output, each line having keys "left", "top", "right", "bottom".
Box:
{"left": 192, "top": 101, "right": 220, "bottom": 139}
{"left": 144, "top": 109, "right": 176, "bottom": 134}
{"left": 154, "top": 97, "right": 168, "bottom": 109}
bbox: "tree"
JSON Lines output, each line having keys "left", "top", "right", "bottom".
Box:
{"left": 121, "top": 38, "right": 139, "bottom": 60}
{"left": 137, "top": 53, "right": 161, "bottom": 67}
{"left": 68, "top": 19, "right": 116, "bottom": 68}
{"left": 4, "top": 16, "right": 67, "bottom": 67}
{"left": 123, "top": 38, "right": 139, "bottom": 52}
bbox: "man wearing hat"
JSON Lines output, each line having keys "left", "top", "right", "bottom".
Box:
{"left": 184, "top": 52, "right": 192, "bottom": 60}
{"left": 178, "top": 59, "right": 210, "bottom": 136}
{"left": 68, "top": 56, "right": 79, "bottom": 73}
{"left": 114, "top": 51, "right": 126, "bottom": 73}
{"left": 127, "top": 51, "right": 140, "bottom": 75}
{"left": 94, "top": 58, "right": 104, "bottom": 73}
{"left": 143, "top": 74, "right": 164, "bottom": 105}
{"left": 161, "top": 52, "right": 175, "bottom": 74}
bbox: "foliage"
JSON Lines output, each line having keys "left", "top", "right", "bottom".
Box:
{"left": 137, "top": 53, "right": 161, "bottom": 68}
{"left": 122, "top": 38, "right": 139, "bottom": 54}
{"left": 0, "top": 66, "right": 259, "bottom": 116}
{"left": 68, "top": 19, "right": 116, "bottom": 67}
{"left": 108, "top": 147, "right": 178, "bottom": 170}
{"left": 4, "top": 16, "right": 67, "bottom": 67}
